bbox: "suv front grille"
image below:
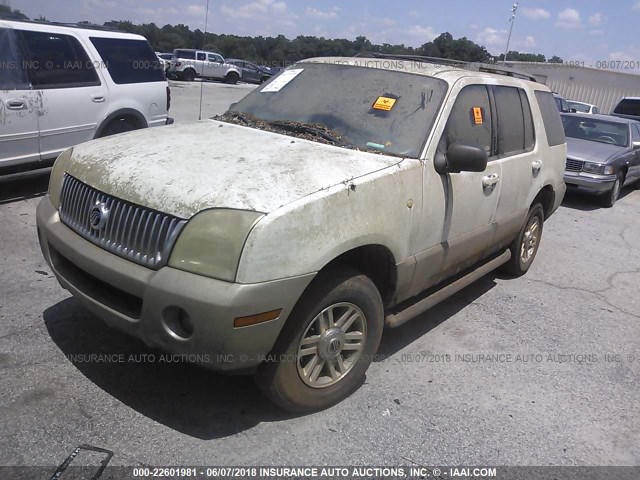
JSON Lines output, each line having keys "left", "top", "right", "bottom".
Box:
{"left": 565, "top": 158, "right": 584, "bottom": 172}
{"left": 59, "top": 174, "right": 186, "bottom": 269}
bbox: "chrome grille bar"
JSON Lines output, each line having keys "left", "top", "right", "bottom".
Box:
{"left": 59, "top": 174, "right": 187, "bottom": 270}
{"left": 565, "top": 158, "right": 584, "bottom": 172}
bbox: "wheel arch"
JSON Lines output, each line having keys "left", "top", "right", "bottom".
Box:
{"left": 315, "top": 244, "right": 398, "bottom": 308}
{"left": 94, "top": 108, "right": 148, "bottom": 139}
{"left": 531, "top": 185, "right": 555, "bottom": 220}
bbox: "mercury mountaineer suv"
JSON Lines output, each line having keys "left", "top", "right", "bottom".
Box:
{"left": 36, "top": 55, "right": 567, "bottom": 412}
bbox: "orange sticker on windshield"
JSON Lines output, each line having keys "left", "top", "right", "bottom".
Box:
{"left": 473, "top": 107, "right": 483, "bottom": 125}
{"left": 373, "top": 96, "right": 397, "bottom": 111}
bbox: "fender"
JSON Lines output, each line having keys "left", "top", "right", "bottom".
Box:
{"left": 94, "top": 108, "right": 148, "bottom": 139}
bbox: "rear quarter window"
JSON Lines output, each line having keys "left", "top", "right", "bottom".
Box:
{"left": 174, "top": 49, "right": 196, "bottom": 60}
{"left": 90, "top": 37, "right": 165, "bottom": 84}
{"left": 535, "top": 91, "right": 566, "bottom": 147}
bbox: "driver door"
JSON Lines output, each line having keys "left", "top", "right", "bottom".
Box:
{"left": 410, "top": 83, "right": 501, "bottom": 295}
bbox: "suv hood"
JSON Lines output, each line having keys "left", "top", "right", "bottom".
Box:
{"left": 66, "top": 121, "right": 403, "bottom": 218}
{"left": 566, "top": 137, "right": 626, "bottom": 164}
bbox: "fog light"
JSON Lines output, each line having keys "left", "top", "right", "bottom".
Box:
{"left": 162, "top": 306, "right": 194, "bottom": 339}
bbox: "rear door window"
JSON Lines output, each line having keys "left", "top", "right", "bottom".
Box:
{"left": 493, "top": 85, "right": 533, "bottom": 156}
{"left": 90, "top": 37, "right": 165, "bottom": 84}
{"left": 535, "top": 91, "right": 566, "bottom": 147}
{"left": 20, "top": 30, "right": 100, "bottom": 89}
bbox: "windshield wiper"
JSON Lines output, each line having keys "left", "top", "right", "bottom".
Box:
{"left": 266, "top": 120, "right": 345, "bottom": 145}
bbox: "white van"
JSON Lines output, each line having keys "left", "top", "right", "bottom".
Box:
{"left": 0, "top": 20, "right": 173, "bottom": 172}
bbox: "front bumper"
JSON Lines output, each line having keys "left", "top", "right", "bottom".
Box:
{"left": 564, "top": 172, "right": 616, "bottom": 193}
{"left": 36, "top": 196, "right": 315, "bottom": 372}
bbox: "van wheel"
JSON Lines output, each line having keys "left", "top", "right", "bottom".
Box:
{"left": 601, "top": 172, "right": 623, "bottom": 207}
{"left": 182, "top": 69, "right": 196, "bottom": 82}
{"left": 255, "top": 267, "right": 383, "bottom": 412}
{"left": 500, "top": 204, "right": 544, "bottom": 277}
{"left": 225, "top": 72, "right": 240, "bottom": 84}
{"left": 98, "top": 118, "right": 136, "bottom": 138}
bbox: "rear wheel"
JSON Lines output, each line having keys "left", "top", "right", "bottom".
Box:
{"left": 225, "top": 72, "right": 240, "bottom": 84}
{"left": 255, "top": 267, "right": 383, "bottom": 412}
{"left": 500, "top": 204, "right": 544, "bottom": 277}
{"left": 98, "top": 118, "right": 137, "bottom": 138}
{"left": 601, "top": 172, "right": 623, "bottom": 208}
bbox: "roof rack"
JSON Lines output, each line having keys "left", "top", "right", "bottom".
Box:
{"left": 1, "top": 18, "right": 124, "bottom": 33}
{"left": 353, "top": 52, "right": 538, "bottom": 82}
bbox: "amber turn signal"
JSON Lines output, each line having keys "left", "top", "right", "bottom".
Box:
{"left": 234, "top": 309, "right": 282, "bottom": 328}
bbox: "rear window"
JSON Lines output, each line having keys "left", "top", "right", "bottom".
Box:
{"left": 613, "top": 99, "right": 640, "bottom": 117}
{"left": 174, "top": 49, "right": 196, "bottom": 60}
{"left": 90, "top": 37, "right": 165, "bottom": 84}
{"left": 535, "top": 91, "right": 566, "bottom": 147}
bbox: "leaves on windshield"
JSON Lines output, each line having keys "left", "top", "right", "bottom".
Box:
{"left": 213, "top": 111, "right": 403, "bottom": 156}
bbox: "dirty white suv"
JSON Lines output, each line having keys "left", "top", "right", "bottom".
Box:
{"left": 36, "top": 56, "right": 566, "bottom": 412}
{"left": 0, "top": 20, "right": 172, "bottom": 173}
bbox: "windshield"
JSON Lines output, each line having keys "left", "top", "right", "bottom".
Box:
{"left": 225, "top": 62, "right": 448, "bottom": 158}
{"left": 561, "top": 115, "right": 629, "bottom": 147}
{"left": 567, "top": 101, "right": 591, "bottom": 113}
{"left": 614, "top": 99, "right": 640, "bottom": 116}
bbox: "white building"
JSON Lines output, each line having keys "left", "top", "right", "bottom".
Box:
{"left": 505, "top": 61, "right": 640, "bottom": 114}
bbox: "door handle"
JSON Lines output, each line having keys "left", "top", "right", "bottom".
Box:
{"left": 6, "top": 99, "right": 26, "bottom": 110}
{"left": 482, "top": 173, "right": 500, "bottom": 188}
{"left": 91, "top": 94, "right": 105, "bottom": 103}
{"left": 532, "top": 160, "right": 543, "bottom": 171}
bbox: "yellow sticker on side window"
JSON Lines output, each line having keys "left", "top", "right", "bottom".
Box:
{"left": 472, "top": 107, "right": 483, "bottom": 125}
{"left": 373, "top": 96, "right": 397, "bottom": 111}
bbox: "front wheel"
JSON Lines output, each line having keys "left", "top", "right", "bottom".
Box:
{"left": 500, "top": 204, "right": 544, "bottom": 277}
{"left": 601, "top": 172, "right": 623, "bottom": 207}
{"left": 255, "top": 267, "right": 384, "bottom": 412}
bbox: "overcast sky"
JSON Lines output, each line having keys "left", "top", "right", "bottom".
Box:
{"left": 13, "top": 0, "right": 640, "bottom": 64}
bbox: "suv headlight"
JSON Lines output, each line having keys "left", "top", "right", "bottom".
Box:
{"left": 582, "top": 162, "right": 614, "bottom": 175}
{"left": 169, "top": 209, "right": 263, "bottom": 282}
{"left": 49, "top": 148, "right": 74, "bottom": 209}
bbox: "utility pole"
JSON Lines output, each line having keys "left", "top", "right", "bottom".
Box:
{"left": 503, "top": 2, "right": 519, "bottom": 63}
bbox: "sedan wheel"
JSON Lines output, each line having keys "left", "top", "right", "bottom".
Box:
{"left": 601, "top": 172, "right": 623, "bottom": 208}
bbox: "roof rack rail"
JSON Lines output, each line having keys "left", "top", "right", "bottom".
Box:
{"left": 353, "top": 52, "right": 538, "bottom": 82}
{"left": 1, "top": 18, "right": 124, "bottom": 33}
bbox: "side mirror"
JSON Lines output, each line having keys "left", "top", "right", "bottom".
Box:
{"left": 569, "top": 108, "right": 577, "bottom": 113}
{"left": 633, "top": 141, "right": 640, "bottom": 149}
{"left": 434, "top": 143, "right": 488, "bottom": 174}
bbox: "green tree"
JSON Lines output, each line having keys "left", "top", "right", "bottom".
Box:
{"left": 0, "top": 5, "right": 29, "bottom": 20}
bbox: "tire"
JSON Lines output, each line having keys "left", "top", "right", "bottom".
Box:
{"left": 255, "top": 267, "right": 384, "bottom": 412}
{"left": 182, "top": 68, "right": 196, "bottom": 82}
{"left": 500, "top": 204, "right": 544, "bottom": 277}
{"left": 601, "top": 172, "right": 623, "bottom": 208}
{"left": 98, "top": 118, "right": 136, "bottom": 138}
{"left": 225, "top": 72, "right": 240, "bottom": 84}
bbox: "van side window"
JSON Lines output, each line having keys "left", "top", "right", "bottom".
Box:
{"left": 493, "top": 86, "right": 535, "bottom": 156}
{"left": 534, "top": 91, "right": 566, "bottom": 147}
{"left": 442, "top": 85, "right": 492, "bottom": 156}
{"left": 19, "top": 30, "right": 100, "bottom": 89}
{"left": 0, "top": 27, "right": 29, "bottom": 90}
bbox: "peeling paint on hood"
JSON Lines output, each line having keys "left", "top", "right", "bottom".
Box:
{"left": 66, "top": 120, "right": 403, "bottom": 218}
